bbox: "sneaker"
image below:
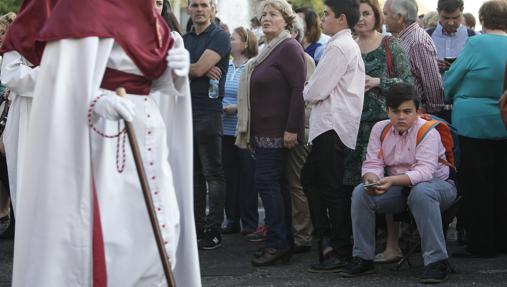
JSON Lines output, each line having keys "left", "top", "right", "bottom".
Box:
{"left": 340, "top": 257, "right": 375, "bottom": 278}
{"left": 198, "top": 231, "right": 222, "bottom": 251}
{"left": 308, "top": 255, "right": 349, "bottom": 273}
{"left": 221, "top": 221, "right": 241, "bottom": 234}
{"left": 245, "top": 226, "right": 267, "bottom": 243}
{"left": 420, "top": 259, "right": 453, "bottom": 284}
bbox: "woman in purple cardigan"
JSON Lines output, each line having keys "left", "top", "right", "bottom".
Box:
{"left": 236, "top": 0, "right": 306, "bottom": 266}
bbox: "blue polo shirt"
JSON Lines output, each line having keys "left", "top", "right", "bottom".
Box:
{"left": 183, "top": 23, "right": 231, "bottom": 112}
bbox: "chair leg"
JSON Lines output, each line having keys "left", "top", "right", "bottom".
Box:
{"left": 395, "top": 242, "right": 420, "bottom": 271}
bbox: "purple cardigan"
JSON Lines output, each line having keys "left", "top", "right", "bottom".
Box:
{"left": 249, "top": 38, "right": 306, "bottom": 143}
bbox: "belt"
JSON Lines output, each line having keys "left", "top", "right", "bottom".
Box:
{"left": 100, "top": 68, "right": 152, "bottom": 95}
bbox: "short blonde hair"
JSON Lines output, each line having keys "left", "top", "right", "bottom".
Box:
{"left": 0, "top": 12, "right": 16, "bottom": 28}
{"left": 259, "top": 0, "right": 296, "bottom": 31}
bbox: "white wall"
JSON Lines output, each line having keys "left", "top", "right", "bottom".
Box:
{"left": 216, "top": 0, "right": 252, "bottom": 31}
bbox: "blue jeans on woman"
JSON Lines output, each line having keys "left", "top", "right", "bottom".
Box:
{"left": 255, "top": 147, "right": 293, "bottom": 250}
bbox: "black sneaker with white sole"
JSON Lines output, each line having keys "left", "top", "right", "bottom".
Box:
{"left": 198, "top": 231, "right": 222, "bottom": 251}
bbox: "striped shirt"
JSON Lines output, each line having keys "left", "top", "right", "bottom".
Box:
{"left": 398, "top": 22, "right": 444, "bottom": 113}
{"left": 222, "top": 61, "right": 245, "bottom": 136}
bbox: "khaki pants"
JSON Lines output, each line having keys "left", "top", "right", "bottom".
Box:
{"left": 287, "top": 144, "right": 312, "bottom": 247}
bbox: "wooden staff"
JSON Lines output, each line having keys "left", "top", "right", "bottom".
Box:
{"left": 116, "top": 87, "right": 176, "bottom": 287}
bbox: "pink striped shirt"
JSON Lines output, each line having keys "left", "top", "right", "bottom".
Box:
{"left": 361, "top": 118, "right": 449, "bottom": 185}
{"left": 398, "top": 23, "right": 444, "bottom": 113}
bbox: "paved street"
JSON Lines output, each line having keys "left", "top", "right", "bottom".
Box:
{"left": 2, "top": 233, "right": 507, "bottom": 286}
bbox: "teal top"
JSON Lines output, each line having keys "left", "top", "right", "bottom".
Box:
{"left": 444, "top": 34, "right": 507, "bottom": 140}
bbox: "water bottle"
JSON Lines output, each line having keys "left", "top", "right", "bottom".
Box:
{"left": 208, "top": 78, "right": 219, "bottom": 99}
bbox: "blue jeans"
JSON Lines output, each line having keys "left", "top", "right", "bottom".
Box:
{"left": 351, "top": 178, "right": 457, "bottom": 265}
{"left": 255, "top": 147, "right": 293, "bottom": 249}
{"left": 238, "top": 149, "right": 258, "bottom": 231}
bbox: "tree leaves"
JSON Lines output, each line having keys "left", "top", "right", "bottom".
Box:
{"left": 0, "top": 0, "right": 20, "bottom": 16}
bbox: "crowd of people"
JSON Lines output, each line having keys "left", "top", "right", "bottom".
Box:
{"left": 0, "top": 0, "right": 506, "bottom": 286}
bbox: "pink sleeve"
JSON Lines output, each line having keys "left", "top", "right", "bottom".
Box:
{"left": 361, "top": 122, "right": 386, "bottom": 179}
{"left": 405, "top": 129, "right": 440, "bottom": 185}
{"left": 303, "top": 46, "right": 347, "bottom": 103}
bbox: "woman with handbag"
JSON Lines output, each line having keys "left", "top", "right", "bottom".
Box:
{"left": 343, "top": 0, "right": 413, "bottom": 263}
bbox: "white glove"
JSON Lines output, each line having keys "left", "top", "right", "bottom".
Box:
{"left": 167, "top": 47, "right": 190, "bottom": 77}
{"left": 93, "top": 92, "right": 136, "bottom": 122}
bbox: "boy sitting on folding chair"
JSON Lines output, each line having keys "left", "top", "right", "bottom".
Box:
{"left": 340, "top": 83, "right": 457, "bottom": 284}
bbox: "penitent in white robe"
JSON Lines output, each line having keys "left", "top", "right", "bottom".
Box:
{"left": 0, "top": 51, "right": 38, "bottom": 214}
{"left": 12, "top": 37, "right": 201, "bottom": 287}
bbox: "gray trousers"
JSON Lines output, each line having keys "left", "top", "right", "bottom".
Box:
{"left": 351, "top": 178, "right": 457, "bottom": 265}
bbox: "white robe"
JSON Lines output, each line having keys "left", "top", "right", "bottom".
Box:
{"left": 0, "top": 51, "right": 38, "bottom": 214}
{"left": 13, "top": 37, "right": 201, "bottom": 287}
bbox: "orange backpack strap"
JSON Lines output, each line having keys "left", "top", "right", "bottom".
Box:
{"left": 380, "top": 122, "right": 393, "bottom": 143}
{"left": 377, "top": 122, "right": 393, "bottom": 159}
{"left": 416, "top": 120, "right": 440, "bottom": 145}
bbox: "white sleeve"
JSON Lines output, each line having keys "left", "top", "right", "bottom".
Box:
{"left": 0, "top": 51, "right": 39, "bottom": 97}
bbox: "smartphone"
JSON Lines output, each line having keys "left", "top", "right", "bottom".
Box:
{"left": 363, "top": 182, "right": 379, "bottom": 189}
{"left": 444, "top": 57, "right": 457, "bottom": 64}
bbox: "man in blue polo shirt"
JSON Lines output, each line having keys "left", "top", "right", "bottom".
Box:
{"left": 183, "top": 0, "right": 230, "bottom": 251}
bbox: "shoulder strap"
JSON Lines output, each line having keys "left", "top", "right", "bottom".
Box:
{"left": 416, "top": 120, "right": 440, "bottom": 145}
{"left": 383, "top": 36, "right": 395, "bottom": 78}
{"left": 380, "top": 122, "right": 393, "bottom": 143}
{"left": 377, "top": 122, "right": 392, "bottom": 160}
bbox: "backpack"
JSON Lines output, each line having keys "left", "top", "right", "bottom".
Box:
{"left": 378, "top": 114, "right": 456, "bottom": 171}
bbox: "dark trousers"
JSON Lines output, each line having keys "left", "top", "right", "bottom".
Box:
{"left": 238, "top": 149, "right": 258, "bottom": 231}
{"left": 222, "top": 136, "right": 240, "bottom": 225}
{"left": 194, "top": 133, "right": 226, "bottom": 234}
{"left": 255, "top": 147, "right": 293, "bottom": 249}
{"left": 301, "top": 130, "right": 352, "bottom": 257}
{"left": 459, "top": 136, "right": 507, "bottom": 255}
{"left": 0, "top": 155, "right": 14, "bottom": 233}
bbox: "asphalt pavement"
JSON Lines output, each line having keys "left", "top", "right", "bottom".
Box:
{"left": 1, "top": 232, "right": 507, "bottom": 286}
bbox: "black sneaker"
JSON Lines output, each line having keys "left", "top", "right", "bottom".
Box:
{"left": 340, "top": 257, "right": 374, "bottom": 278}
{"left": 420, "top": 259, "right": 453, "bottom": 284}
{"left": 308, "top": 255, "right": 349, "bottom": 273}
{"left": 198, "top": 231, "right": 222, "bottom": 251}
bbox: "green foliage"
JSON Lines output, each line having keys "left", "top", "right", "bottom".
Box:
{"left": 0, "top": 0, "right": 20, "bottom": 15}
{"left": 290, "top": 0, "right": 324, "bottom": 13}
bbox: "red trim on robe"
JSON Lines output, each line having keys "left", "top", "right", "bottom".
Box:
{"left": 93, "top": 181, "right": 107, "bottom": 287}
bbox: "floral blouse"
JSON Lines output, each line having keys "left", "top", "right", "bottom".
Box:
{"left": 343, "top": 36, "right": 414, "bottom": 186}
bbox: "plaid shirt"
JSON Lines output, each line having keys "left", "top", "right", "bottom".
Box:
{"left": 399, "top": 22, "right": 444, "bottom": 113}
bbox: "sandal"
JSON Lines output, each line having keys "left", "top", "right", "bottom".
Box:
{"left": 374, "top": 248, "right": 402, "bottom": 263}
